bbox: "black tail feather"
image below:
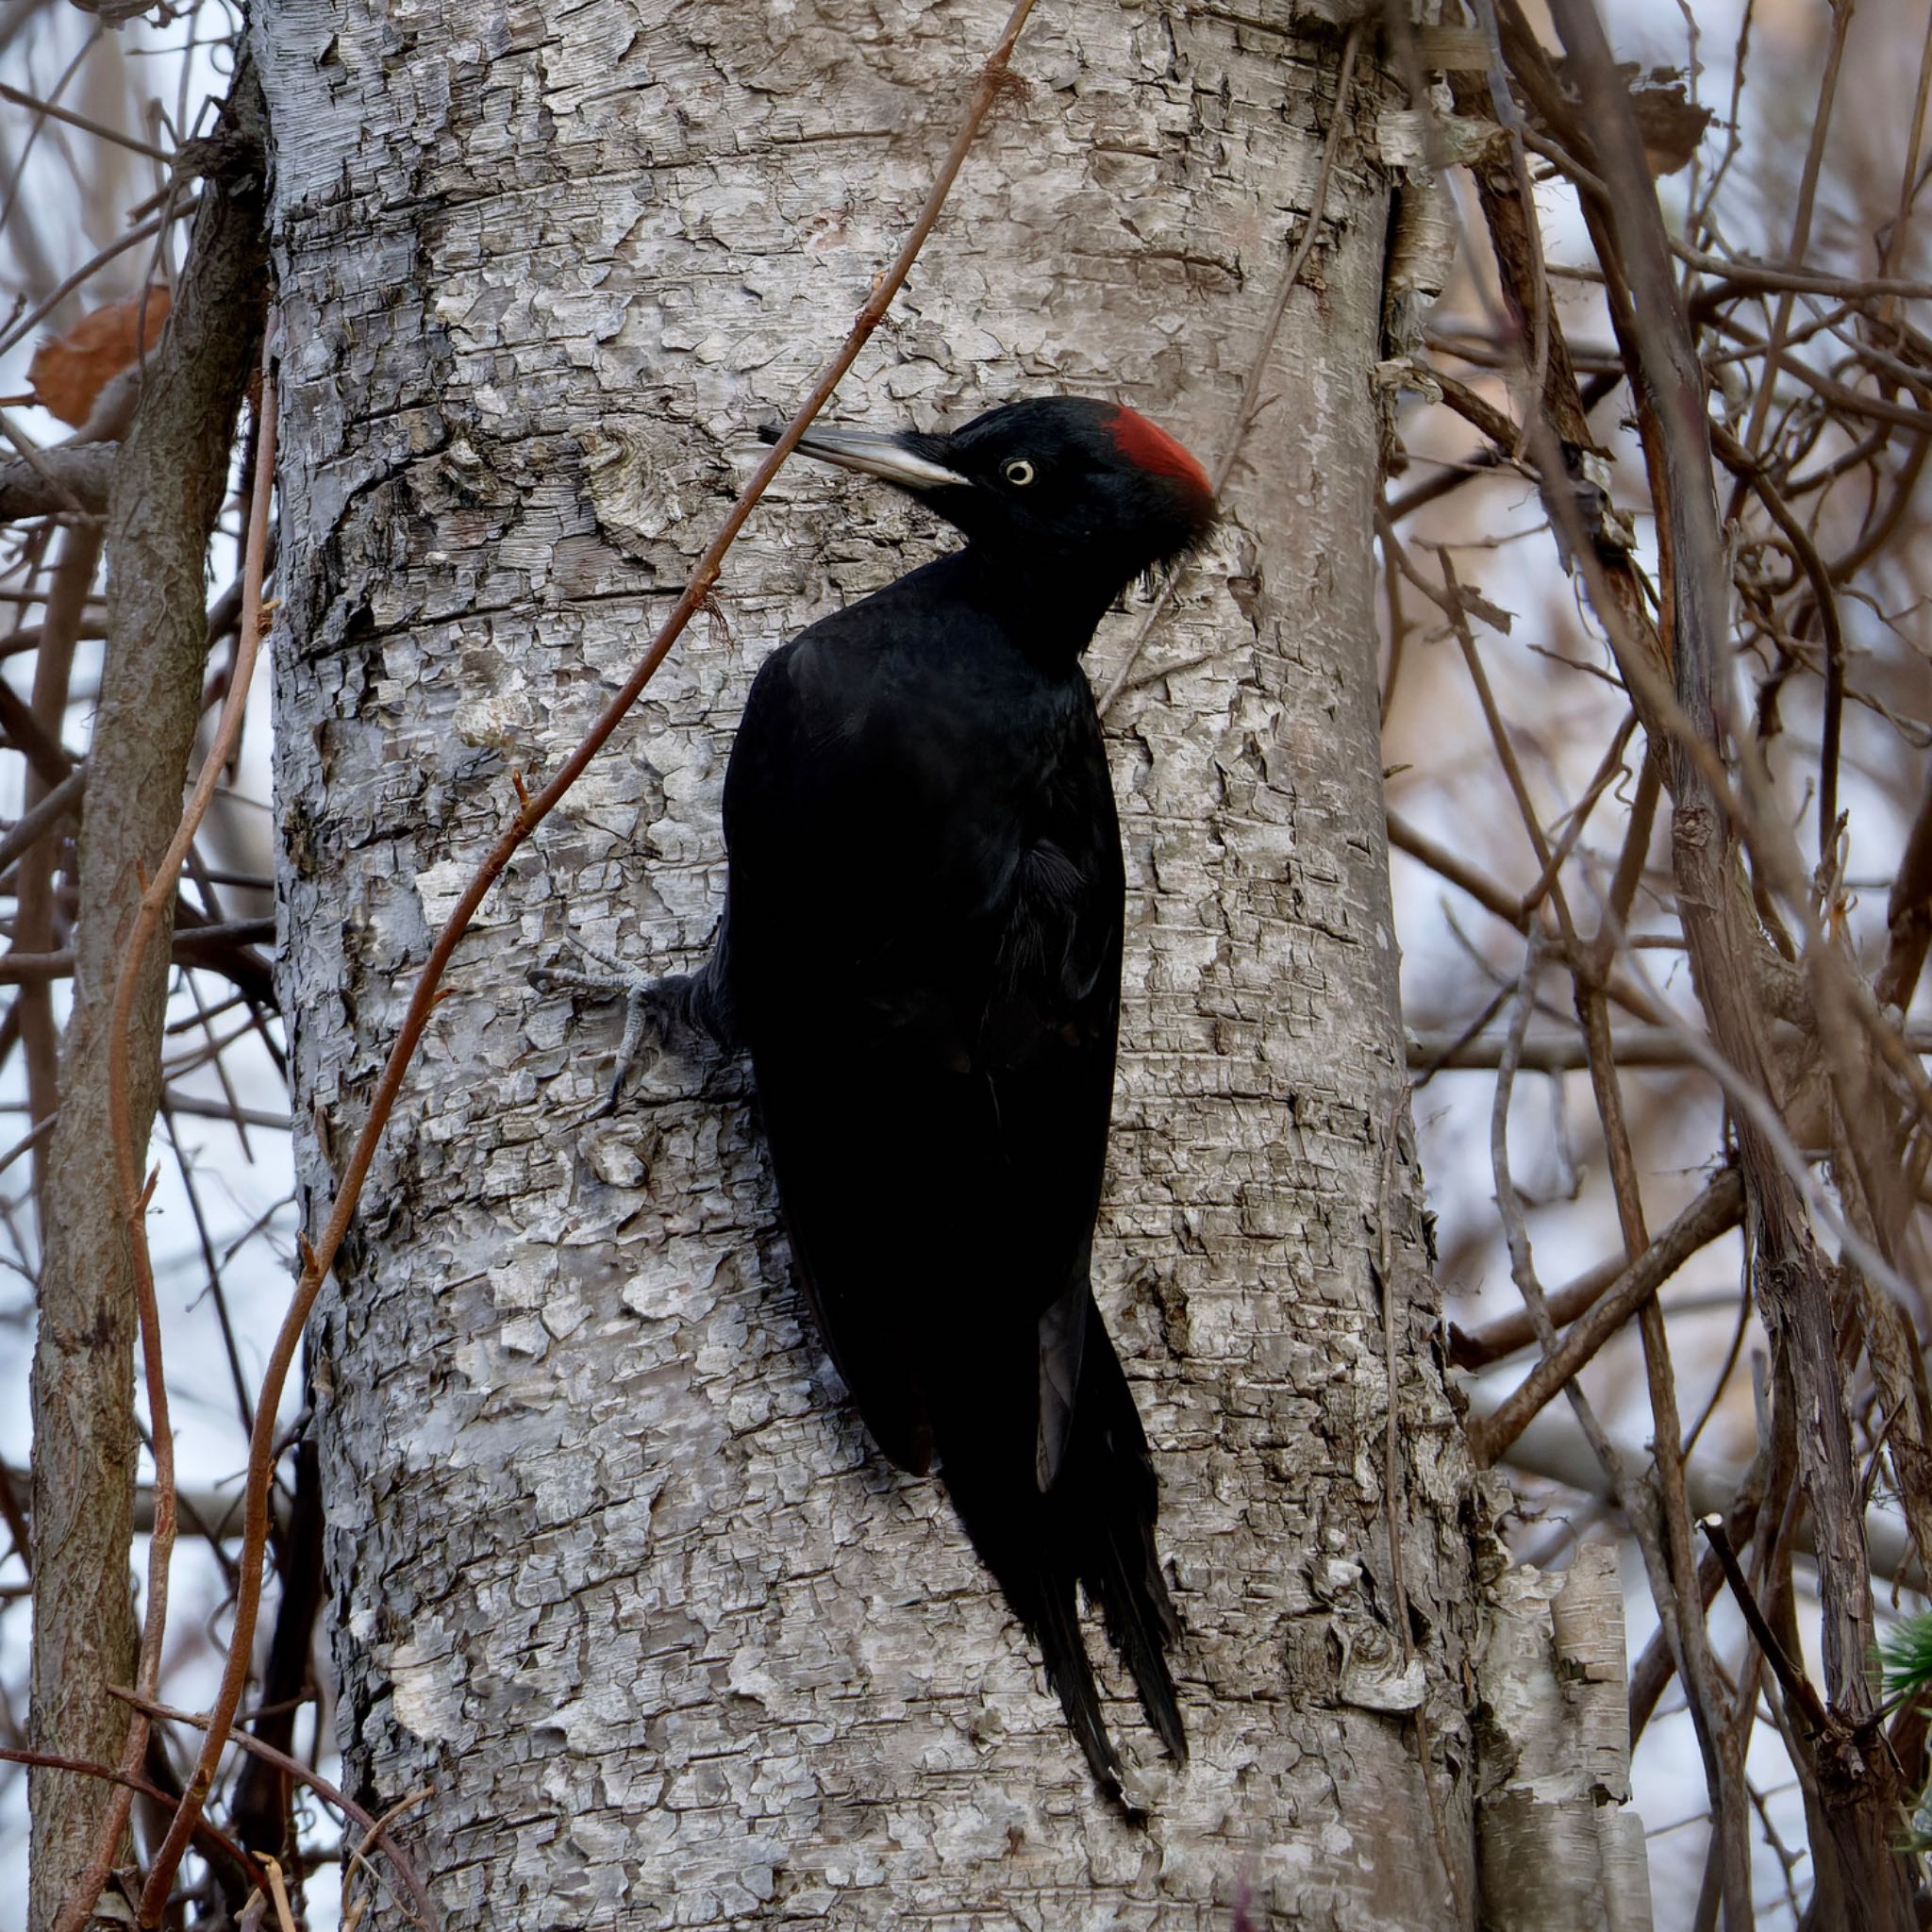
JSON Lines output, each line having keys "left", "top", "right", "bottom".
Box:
{"left": 1092, "top": 1500, "right": 1187, "bottom": 1761}
{"left": 1031, "top": 1557, "right": 1128, "bottom": 1798}
{"left": 938, "top": 1297, "right": 1184, "bottom": 1803}
{"left": 1070, "top": 1307, "right": 1186, "bottom": 1763}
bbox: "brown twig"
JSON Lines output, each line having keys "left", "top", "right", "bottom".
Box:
{"left": 340, "top": 1785, "right": 436, "bottom": 1932}
{"left": 1096, "top": 21, "right": 1363, "bottom": 713}
{"left": 1706, "top": 419, "right": 1848, "bottom": 867}
{"left": 0, "top": 200, "right": 200, "bottom": 364}
{"left": 113, "top": 1689, "right": 440, "bottom": 1932}
{"left": 1878, "top": 760, "right": 1932, "bottom": 1011}
{"left": 1387, "top": 803, "right": 1533, "bottom": 931}
{"left": 0, "top": 1745, "right": 263, "bottom": 1889}
{"left": 1404, "top": 1024, "right": 1932, "bottom": 1073}
{"left": 1726, "top": 0, "right": 1852, "bottom": 479}
{"left": 0, "top": 677, "right": 75, "bottom": 791}
{"left": 1699, "top": 1515, "right": 1831, "bottom": 1736}
{"left": 0, "top": 77, "right": 174, "bottom": 162}
{"left": 1462, "top": 1169, "right": 1744, "bottom": 1457}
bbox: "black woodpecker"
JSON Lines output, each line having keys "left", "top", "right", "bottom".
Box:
{"left": 543, "top": 394, "right": 1215, "bottom": 1804}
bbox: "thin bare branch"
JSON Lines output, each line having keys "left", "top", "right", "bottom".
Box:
{"left": 1467, "top": 1170, "right": 1745, "bottom": 1463}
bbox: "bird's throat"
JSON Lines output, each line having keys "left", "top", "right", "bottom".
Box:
{"left": 962, "top": 546, "right": 1125, "bottom": 662}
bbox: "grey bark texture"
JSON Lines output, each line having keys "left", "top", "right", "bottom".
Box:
{"left": 1474, "top": 1545, "right": 1652, "bottom": 1932}
{"left": 257, "top": 1, "right": 1483, "bottom": 1924}
{"left": 26, "top": 63, "right": 267, "bottom": 1932}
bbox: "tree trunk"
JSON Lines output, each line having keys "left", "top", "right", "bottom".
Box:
{"left": 258, "top": 1, "right": 1490, "bottom": 1922}
{"left": 1475, "top": 1546, "right": 1652, "bottom": 1932}
{"left": 27, "top": 68, "right": 266, "bottom": 1932}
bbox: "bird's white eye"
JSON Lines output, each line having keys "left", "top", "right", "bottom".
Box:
{"left": 1002, "top": 458, "right": 1036, "bottom": 487}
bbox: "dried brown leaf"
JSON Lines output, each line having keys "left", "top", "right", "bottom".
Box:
{"left": 28, "top": 291, "right": 172, "bottom": 428}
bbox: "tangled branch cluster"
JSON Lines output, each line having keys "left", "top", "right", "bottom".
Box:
{"left": 1386, "top": 3, "right": 1932, "bottom": 1921}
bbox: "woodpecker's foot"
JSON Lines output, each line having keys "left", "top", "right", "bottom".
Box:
{"left": 529, "top": 930, "right": 736, "bottom": 1118}
{"left": 527, "top": 930, "right": 672, "bottom": 1120}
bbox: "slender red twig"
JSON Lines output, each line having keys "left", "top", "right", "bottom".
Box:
{"left": 112, "top": 1688, "right": 441, "bottom": 1932}
{"left": 341, "top": 1785, "right": 435, "bottom": 1931}
{"left": 0, "top": 1745, "right": 265, "bottom": 1890}
{"left": 137, "top": 7, "right": 1036, "bottom": 1916}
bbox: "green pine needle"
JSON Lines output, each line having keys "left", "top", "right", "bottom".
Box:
{"left": 1878, "top": 1613, "right": 1932, "bottom": 1699}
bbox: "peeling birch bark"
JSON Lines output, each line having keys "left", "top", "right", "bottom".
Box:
{"left": 1475, "top": 1547, "right": 1652, "bottom": 1932}
{"left": 257, "top": 0, "right": 1483, "bottom": 1923}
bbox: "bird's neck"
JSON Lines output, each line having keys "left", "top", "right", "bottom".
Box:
{"left": 956, "top": 546, "right": 1125, "bottom": 661}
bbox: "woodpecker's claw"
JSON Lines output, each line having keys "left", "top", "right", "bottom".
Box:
{"left": 527, "top": 930, "right": 665, "bottom": 1118}
{"left": 528, "top": 928, "right": 738, "bottom": 1119}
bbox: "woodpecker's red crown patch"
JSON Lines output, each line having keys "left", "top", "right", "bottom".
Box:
{"left": 1105, "top": 406, "right": 1212, "bottom": 503}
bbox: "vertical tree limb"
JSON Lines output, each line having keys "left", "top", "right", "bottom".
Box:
{"left": 254, "top": 0, "right": 1476, "bottom": 1918}
{"left": 26, "top": 55, "right": 267, "bottom": 1932}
